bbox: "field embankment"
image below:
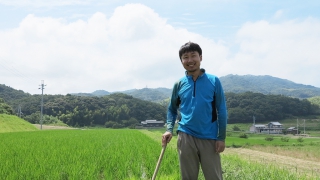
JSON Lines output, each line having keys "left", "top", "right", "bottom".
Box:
{"left": 33, "top": 124, "right": 76, "bottom": 130}
{"left": 0, "top": 114, "right": 38, "bottom": 133}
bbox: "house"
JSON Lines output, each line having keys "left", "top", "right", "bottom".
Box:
{"left": 140, "top": 120, "right": 165, "bottom": 128}
{"left": 286, "top": 127, "right": 300, "bottom": 135}
{"left": 249, "top": 124, "right": 267, "bottom": 133}
{"left": 249, "top": 122, "right": 284, "bottom": 134}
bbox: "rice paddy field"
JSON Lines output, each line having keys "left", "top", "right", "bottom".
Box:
{"left": 1, "top": 128, "right": 320, "bottom": 180}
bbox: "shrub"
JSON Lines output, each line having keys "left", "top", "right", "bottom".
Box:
{"left": 265, "top": 136, "right": 274, "bottom": 141}
{"left": 280, "top": 137, "right": 289, "bottom": 142}
{"left": 297, "top": 137, "right": 304, "bottom": 143}
{"left": 239, "top": 133, "right": 248, "bottom": 139}
{"left": 232, "top": 125, "right": 241, "bottom": 131}
{"left": 226, "top": 132, "right": 233, "bottom": 137}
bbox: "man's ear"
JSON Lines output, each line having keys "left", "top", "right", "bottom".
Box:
{"left": 200, "top": 55, "right": 202, "bottom": 61}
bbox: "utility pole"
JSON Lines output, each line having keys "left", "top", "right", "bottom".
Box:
{"left": 18, "top": 105, "right": 22, "bottom": 118}
{"left": 297, "top": 118, "right": 299, "bottom": 135}
{"left": 303, "top": 119, "right": 306, "bottom": 134}
{"left": 39, "top": 80, "right": 46, "bottom": 130}
{"left": 17, "top": 105, "right": 22, "bottom": 118}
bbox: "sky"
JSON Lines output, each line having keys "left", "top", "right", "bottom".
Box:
{"left": 0, "top": 0, "right": 320, "bottom": 95}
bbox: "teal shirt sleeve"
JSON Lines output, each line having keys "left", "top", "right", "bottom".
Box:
{"left": 215, "top": 77, "right": 228, "bottom": 141}
{"left": 166, "top": 81, "right": 180, "bottom": 133}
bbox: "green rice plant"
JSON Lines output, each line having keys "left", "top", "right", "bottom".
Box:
{"left": 0, "top": 129, "right": 179, "bottom": 179}
{"left": 1, "top": 129, "right": 319, "bottom": 179}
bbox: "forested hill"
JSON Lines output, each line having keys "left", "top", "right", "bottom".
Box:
{"left": 220, "top": 75, "right": 320, "bottom": 98}
{"left": 73, "top": 88, "right": 172, "bottom": 103}
{"left": 0, "top": 91, "right": 167, "bottom": 128}
{"left": 71, "top": 74, "right": 320, "bottom": 100}
{"left": 1, "top": 84, "right": 320, "bottom": 127}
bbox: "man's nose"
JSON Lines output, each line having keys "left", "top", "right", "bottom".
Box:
{"left": 185, "top": 57, "right": 193, "bottom": 62}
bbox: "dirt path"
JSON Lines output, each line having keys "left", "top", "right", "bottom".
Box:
{"left": 33, "top": 124, "right": 76, "bottom": 130}
{"left": 225, "top": 148, "right": 320, "bottom": 176}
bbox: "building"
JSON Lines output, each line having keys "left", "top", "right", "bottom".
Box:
{"left": 140, "top": 120, "right": 165, "bottom": 128}
{"left": 249, "top": 122, "right": 284, "bottom": 134}
{"left": 249, "top": 124, "right": 267, "bottom": 133}
{"left": 286, "top": 127, "right": 300, "bottom": 135}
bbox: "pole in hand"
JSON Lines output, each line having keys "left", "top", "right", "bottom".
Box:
{"left": 152, "top": 143, "right": 167, "bottom": 180}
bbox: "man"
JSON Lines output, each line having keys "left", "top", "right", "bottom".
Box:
{"left": 162, "top": 42, "right": 228, "bottom": 180}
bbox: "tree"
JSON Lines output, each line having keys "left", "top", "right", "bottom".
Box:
{"left": 0, "top": 98, "right": 14, "bottom": 115}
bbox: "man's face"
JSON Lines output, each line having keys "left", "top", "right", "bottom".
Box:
{"left": 181, "top": 51, "right": 202, "bottom": 73}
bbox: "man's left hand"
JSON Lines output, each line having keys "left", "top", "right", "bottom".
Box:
{"left": 215, "top": 141, "right": 225, "bottom": 153}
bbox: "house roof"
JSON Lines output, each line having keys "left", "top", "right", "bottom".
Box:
{"left": 253, "top": 125, "right": 266, "bottom": 127}
{"left": 141, "top": 120, "right": 164, "bottom": 124}
{"left": 269, "top": 122, "right": 282, "bottom": 125}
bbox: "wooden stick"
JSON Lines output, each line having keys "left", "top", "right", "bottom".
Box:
{"left": 152, "top": 144, "right": 167, "bottom": 180}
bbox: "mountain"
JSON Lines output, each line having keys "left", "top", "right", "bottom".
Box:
{"left": 0, "top": 84, "right": 31, "bottom": 102}
{"left": 75, "top": 75, "right": 320, "bottom": 100}
{"left": 3, "top": 74, "right": 320, "bottom": 103}
{"left": 124, "top": 88, "right": 171, "bottom": 103}
{"left": 220, "top": 75, "right": 320, "bottom": 98}
{"left": 72, "top": 88, "right": 171, "bottom": 103}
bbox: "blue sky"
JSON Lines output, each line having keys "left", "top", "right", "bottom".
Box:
{"left": 1, "top": 0, "right": 320, "bottom": 94}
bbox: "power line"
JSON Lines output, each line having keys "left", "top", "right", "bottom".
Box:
{"left": 0, "top": 57, "right": 39, "bottom": 90}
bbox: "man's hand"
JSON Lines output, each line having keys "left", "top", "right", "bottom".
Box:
{"left": 162, "top": 131, "right": 172, "bottom": 146}
{"left": 215, "top": 141, "right": 225, "bottom": 153}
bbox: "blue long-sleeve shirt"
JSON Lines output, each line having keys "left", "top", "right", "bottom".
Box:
{"left": 166, "top": 69, "right": 228, "bottom": 141}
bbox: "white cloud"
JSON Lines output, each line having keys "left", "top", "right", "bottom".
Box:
{"left": 220, "top": 17, "right": 320, "bottom": 87}
{"left": 273, "top": 10, "right": 283, "bottom": 19}
{"left": 0, "top": 3, "right": 228, "bottom": 94}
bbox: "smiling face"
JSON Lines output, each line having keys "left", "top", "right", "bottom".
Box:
{"left": 181, "top": 51, "right": 202, "bottom": 74}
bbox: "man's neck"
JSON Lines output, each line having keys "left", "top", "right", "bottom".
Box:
{"left": 187, "top": 69, "right": 202, "bottom": 81}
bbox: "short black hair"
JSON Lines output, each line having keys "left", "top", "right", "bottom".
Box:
{"left": 179, "top": 42, "right": 202, "bottom": 60}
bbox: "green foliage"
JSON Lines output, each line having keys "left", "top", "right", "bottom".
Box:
{"left": 0, "top": 84, "right": 31, "bottom": 104}
{"left": 1, "top": 83, "right": 320, "bottom": 128}
{"left": 0, "top": 98, "right": 14, "bottom": 115}
{"left": 280, "top": 137, "right": 290, "bottom": 142}
{"left": 308, "top": 96, "right": 320, "bottom": 113}
{"left": 0, "top": 91, "right": 166, "bottom": 128}
{"left": 226, "top": 92, "right": 317, "bottom": 123}
{"left": 232, "top": 125, "right": 241, "bottom": 131}
{"left": 297, "top": 137, "right": 304, "bottom": 143}
{"left": 239, "top": 133, "right": 248, "bottom": 139}
{"left": 265, "top": 136, "right": 274, "bottom": 141}
{"left": 308, "top": 96, "right": 320, "bottom": 106}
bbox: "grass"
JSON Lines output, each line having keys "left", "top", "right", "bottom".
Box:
{"left": 0, "top": 114, "right": 38, "bottom": 133}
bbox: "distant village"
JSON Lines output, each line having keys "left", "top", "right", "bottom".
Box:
{"left": 138, "top": 118, "right": 306, "bottom": 136}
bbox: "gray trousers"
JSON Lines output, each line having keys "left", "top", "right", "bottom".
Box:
{"left": 177, "top": 132, "right": 223, "bottom": 180}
